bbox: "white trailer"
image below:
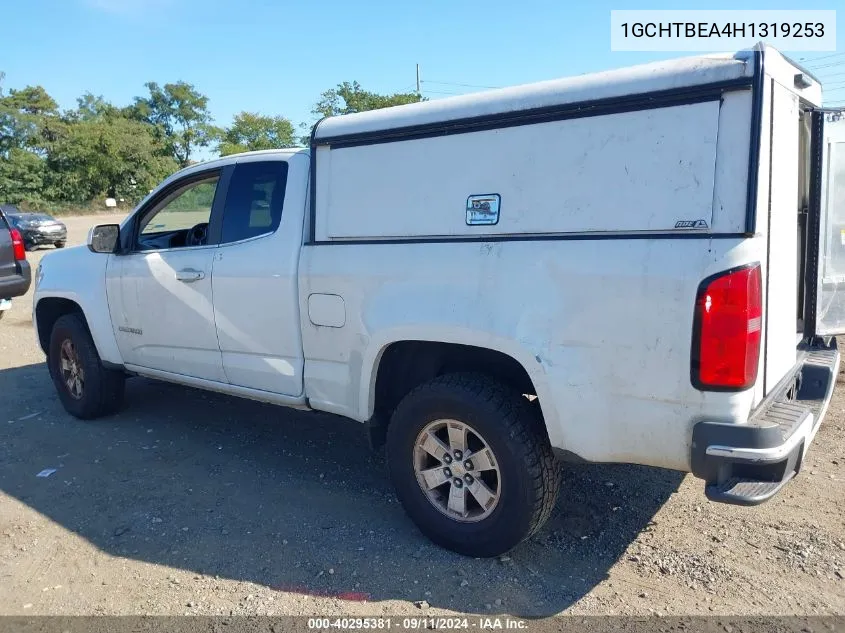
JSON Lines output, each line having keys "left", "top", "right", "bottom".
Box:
{"left": 34, "top": 43, "right": 845, "bottom": 556}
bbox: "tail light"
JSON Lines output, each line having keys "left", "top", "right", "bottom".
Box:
{"left": 691, "top": 263, "right": 762, "bottom": 391}
{"left": 9, "top": 228, "right": 25, "bottom": 261}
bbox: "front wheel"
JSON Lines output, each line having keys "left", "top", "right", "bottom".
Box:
{"left": 54, "top": 241, "right": 65, "bottom": 249}
{"left": 386, "top": 373, "right": 560, "bottom": 557}
{"left": 48, "top": 313, "right": 125, "bottom": 419}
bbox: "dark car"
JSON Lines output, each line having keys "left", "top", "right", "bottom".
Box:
{"left": 1, "top": 205, "right": 67, "bottom": 250}
{"left": 0, "top": 206, "right": 32, "bottom": 314}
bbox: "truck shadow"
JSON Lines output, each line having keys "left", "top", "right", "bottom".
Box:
{"left": 0, "top": 362, "right": 683, "bottom": 617}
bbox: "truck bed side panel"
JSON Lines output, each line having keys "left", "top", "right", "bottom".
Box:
{"left": 300, "top": 236, "right": 764, "bottom": 471}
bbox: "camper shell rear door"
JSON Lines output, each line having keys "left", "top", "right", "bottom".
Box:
{"left": 805, "top": 108, "right": 845, "bottom": 337}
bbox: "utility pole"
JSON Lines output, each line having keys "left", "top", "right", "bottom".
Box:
{"left": 416, "top": 64, "right": 421, "bottom": 93}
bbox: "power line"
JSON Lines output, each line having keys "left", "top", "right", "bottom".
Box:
{"left": 806, "top": 60, "right": 845, "bottom": 70}
{"left": 423, "top": 89, "right": 465, "bottom": 96}
{"left": 814, "top": 70, "right": 845, "bottom": 79}
{"left": 800, "top": 52, "right": 845, "bottom": 63}
{"left": 807, "top": 62, "right": 845, "bottom": 70}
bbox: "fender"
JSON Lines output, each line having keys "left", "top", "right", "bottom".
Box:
{"left": 33, "top": 246, "right": 123, "bottom": 366}
{"left": 356, "top": 326, "right": 565, "bottom": 448}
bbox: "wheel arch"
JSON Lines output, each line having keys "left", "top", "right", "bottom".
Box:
{"left": 34, "top": 294, "right": 123, "bottom": 366}
{"left": 360, "top": 330, "right": 560, "bottom": 448}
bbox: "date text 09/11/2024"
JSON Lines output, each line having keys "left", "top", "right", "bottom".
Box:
{"left": 306, "top": 617, "right": 529, "bottom": 630}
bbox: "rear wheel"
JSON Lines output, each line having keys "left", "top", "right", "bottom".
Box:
{"left": 24, "top": 242, "right": 37, "bottom": 252}
{"left": 386, "top": 373, "right": 560, "bottom": 557}
{"left": 48, "top": 313, "right": 125, "bottom": 419}
{"left": 55, "top": 241, "right": 65, "bottom": 249}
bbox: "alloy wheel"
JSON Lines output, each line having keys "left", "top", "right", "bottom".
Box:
{"left": 413, "top": 419, "right": 501, "bottom": 522}
{"left": 59, "top": 339, "right": 84, "bottom": 400}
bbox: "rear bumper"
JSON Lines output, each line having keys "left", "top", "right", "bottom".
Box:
{"left": 22, "top": 228, "right": 66, "bottom": 245}
{"left": 0, "top": 261, "right": 32, "bottom": 300}
{"left": 690, "top": 338, "right": 839, "bottom": 505}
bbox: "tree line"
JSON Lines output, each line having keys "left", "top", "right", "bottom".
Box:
{"left": 0, "top": 73, "right": 422, "bottom": 208}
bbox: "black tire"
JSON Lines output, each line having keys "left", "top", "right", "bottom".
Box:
{"left": 55, "top": 241, "right": 65, "bottom": 249}
{"left": 386, "top": 373, "right": 560, "bottom": 557}
{"left": 24, "top": 242, "right": 37, "bottom": 252}
{"left": 48, "top": 313, "right": 125, "bottom": 419}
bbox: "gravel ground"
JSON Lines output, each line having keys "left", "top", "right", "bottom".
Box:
{"left": 0, "top": 214, "right": 843, "bottom": 618}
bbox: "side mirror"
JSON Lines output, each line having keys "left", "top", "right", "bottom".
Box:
{"left": 87, "top": 224, "right": 120, "bottom": 254}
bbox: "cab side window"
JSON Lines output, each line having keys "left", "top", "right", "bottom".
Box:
{"left": 137, "top": 174, "right": 220, "bottom": 250}
{"left": 220, "top": 161, "right": 288, "bottom": 244}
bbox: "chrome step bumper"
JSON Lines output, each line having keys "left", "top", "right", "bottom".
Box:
{"left": 690, "top": 338, "right": 839, "bottom": 506}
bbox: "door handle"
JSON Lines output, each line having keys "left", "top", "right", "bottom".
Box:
{"left": 175, "top": 269, "right": 205, "bottom": 283}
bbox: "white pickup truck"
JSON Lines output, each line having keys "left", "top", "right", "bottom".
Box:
{"left": 33, "top": 44, "right": 844, "bottom": 557}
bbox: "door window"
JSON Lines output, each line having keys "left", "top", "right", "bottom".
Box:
{"left": 220, "top": 162, "right": 288, "bottom": 244}
{"left": 137, "top": 174, "right": 221, "bottom": 250}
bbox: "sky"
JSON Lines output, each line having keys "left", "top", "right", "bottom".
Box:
{"left": 3, "top": 0, "right": 845, "bottom": 150}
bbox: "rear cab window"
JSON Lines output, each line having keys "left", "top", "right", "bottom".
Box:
{"left": 220, "top": 161, "right": 289, "bottom": 244}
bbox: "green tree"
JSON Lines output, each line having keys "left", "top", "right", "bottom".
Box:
{"left": 0, "top": 84, "right": 59, "bottom": 155}
{"left": 0, "top": 77, "right": 185, "bottom": 206}
{"left": 46, "top": 116, "right": 178, "bottom": 202}
{"left": 217, "top": 111, "right": 297, "bottom": 156}
{"left": 312, "top": 81, "right": 423, "bottom": 119}
{"left": 0, "top": 81, "right": 58, "bottom": 203}
{"left": 1, "top": 84, "right": 58, "bottom": 116}
{"left": 74, "top": 93, "right": 120, "bottom": 121}
{"left": 0, "top": 148, "right": 46, "bottom": 203}
{"left": 129, "top": 81, "right": 216, "bottom": 166}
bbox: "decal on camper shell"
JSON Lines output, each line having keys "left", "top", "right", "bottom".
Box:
{"left": 466, "top": 194, "right": 501, "bottom": 226}
{"left": 674, "top": 219, "right": 709, "bottom": 229}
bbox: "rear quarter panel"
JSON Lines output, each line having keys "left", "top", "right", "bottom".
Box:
{"left": 300, "top": 236, "right": 764, "bottom": 471}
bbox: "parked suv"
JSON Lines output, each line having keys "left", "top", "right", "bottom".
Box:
{"left": 0, "top": 206, "right": 32, "bottom": 319}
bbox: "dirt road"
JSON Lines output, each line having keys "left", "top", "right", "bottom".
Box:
{"left": 0, "top": 214, "right": 843, "bottom": 617}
